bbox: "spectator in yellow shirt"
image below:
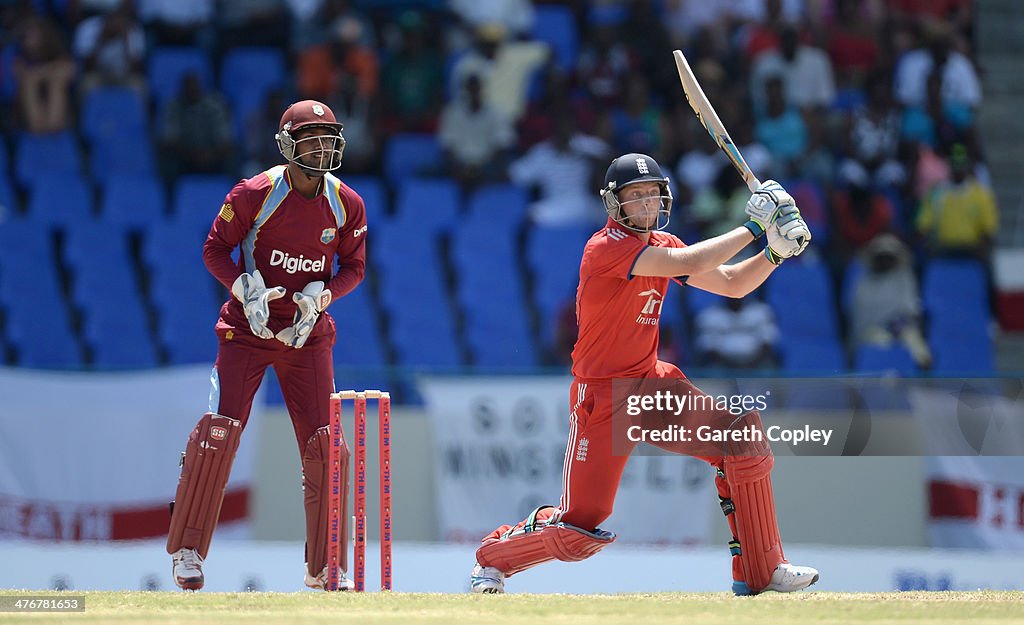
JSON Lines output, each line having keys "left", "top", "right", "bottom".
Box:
{"left": 916, "top": 144, "right": 998, "bottom": 260}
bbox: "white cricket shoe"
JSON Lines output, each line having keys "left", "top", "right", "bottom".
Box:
{"left": 764, "top": 563, "right": 819, "bottom": 593}
{"left": 470, "top": 564, "right": 505, "bottom": 594}
{"left": 171, "top": 548, "right": 204, "bottom": 591}
{"left": 305, "top": 565, "right": 355, "bottom": 591}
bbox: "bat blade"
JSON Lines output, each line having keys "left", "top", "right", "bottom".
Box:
{"left": 673, "top": 49, "right": 760, "bottom": 193}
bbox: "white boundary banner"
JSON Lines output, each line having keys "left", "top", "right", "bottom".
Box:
{"left": 0, "top": 366, "right": 262, "bottom": 541}
{"left": 420, "top": 376, "right": 715, "bottom": 545}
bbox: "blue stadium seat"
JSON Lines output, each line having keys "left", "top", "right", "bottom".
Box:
{"left": 101, "top": 173, "right": 167, "bottom": 230}
{"left": 147, "top": 46, "right": 214, "bottom": 110}
{"left": 841, "top": 259, "right": 864, "bottom": 312}
{"left": 142, "top": 220, "right": 210, "bottom": 278}
{"left": 854, "top": 344, "right": 918, "bottom": 376}
{"left": 526, "top": 224, "right": 592, "bottom": 345}
{"left": 90, "top": 134, "right": 158, "bottom": 184}
{"left": 685, "top": 286, "right": 728, "bottom": 316}
{"left": 64, "top": 221, "right": 138, "bottom": 312}
{"left": 26, "top": 173, "right": 94, "bottom": 228}
{"left": 452, "top": 215, "right": 536, "bottom": 367}
{"left": 81, "top": 87, "right": 147, "bottom": 146}
{"left": 374, "top": 220, "right": 461, "bottom": 367}
{"left": 780, "top": 338, "right": 846, "bottom": 374}
{"left": 922, "top": 259, "right": 988, "bottom": 322}
{"left": 383, "top": 134, "right": 442, "bottom": 183}
{"left": 82, "top": 303, "right": 158, "bottom": 369}
{"left": 766, "top": 260, "right": 839, "bottom": 339}
{"left": 158, "top": 305, "right": 218, "bottom": 365}
{"left": 341, "top": 174, "right": 388, "bottom": 225}
{"left": 532, "top": 4, "right": 578, "bottom": 70}
{"left": 15, "top": 131, "right": 82, "bottom": 188}
{"left": 0, "top": 171, "right": 12, "bottom": 212}
{"left": 929, "top": 328, "right": 994, "bottom": 374}
{"left": 171, "top": 175, "right": 233, "bottom": 231}
{"left": 220, "top": 47, "right": 287, "bottom": 140}
{"left": 392, "top": 178, "right": 460, "bottom": 233}
{"left": 466, "top": 183, "right": 528, "bottom": 230}
{"left": 332, "top": 287, "right": 387, "bottom": 367}
{"left": 5, "top": 304, "right": 83, "bottom": 369}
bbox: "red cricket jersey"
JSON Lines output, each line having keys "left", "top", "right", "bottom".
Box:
{"left": 203, "top": 165, "right": 367, "bottom": 337}
{"left": 570, "top": 219, "right": 685, "bottom": 380}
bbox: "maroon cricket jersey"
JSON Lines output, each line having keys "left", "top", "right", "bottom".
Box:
{"left": 203, "top": 165, "right": 367, "bottom": 338}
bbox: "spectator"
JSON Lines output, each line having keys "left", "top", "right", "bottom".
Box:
{"left": 689, "top": 163, "right": 750, "bottom": 239}
{"left": 826, "top": 0, "right": 881, "bottom": 87}
{"left": 695, "top": 297, "right": 779, "bottom": 370}
{"left": 893, "top": 20, "right": 981, "bottom": 110}
{"left": 72, "top": 1, "right": 146, "bottom": 97}
{"left": 296, "top": 12, "right": 378, "bottom": 103}
{"left": 448, "top": 0, "right": 535, "bottom": 41}
{"left": 751, "top": 24, "right": 836, "bottom": 113}
{"left": 328, "top": 73, "right": 378, "bottom": 175}
{"left": 849, "top": 234, "right": 931, "bottom": 369}
{"left": 242, "top": 88, "right": 288, "bottom": 178}
{"left": 839, "top": 70, "right": 905, "bottom": 189}
{"left": 508, "top": 115, "right": 609, "bottom": 226}
{"left": 575, "top": 19, "right": 636, "bottom": 110}
{"left": 610, "top": 74, "right": 672, "bottom": 164}
{"left": 742, "top": 0, "right": 796, "bottom": 62}
{"left": 158, "top": 72, "right": 233, "bottom": 179}
{"left": 379, "top": 11, "right": 443, "bottom": 133}
{"left": 449, "top": 22, "right": 548, "bottom": 123}
{"left": 137, "top": 0, "right": 214, "bottom": 48}
{"left": 516, "top": 66, "right": 597, "bottom": 150}
{"left": 900, "top": 69, "right": 973, "bottom": 153}
{"left": 916, "top": 144, "right": 998, "bottom": 261}
{"left": 217, "top": 0, "right": 289, "bottom": 52}
{"left": 13, "top": 16, "right": 76, "bottom": 133}
{"left": 754, "top": 75, "right": 808, "bottom": 175}
{"left": 438, "top": 73, "right": 514, "bottom": 190}
{"left": 832, "top": 172, "right": 895, "bottom": 257}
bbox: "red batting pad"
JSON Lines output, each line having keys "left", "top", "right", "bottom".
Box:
{"left": 166, "top": 413, "right": 242, "bottom": 559}
{"left": 476, "top": 506, "right": 616, "bottom": 576}
{"left": 303, "top": 425, "right": 350, "bottom": 577}
{"left": 726, "top": 454, "right": 785, "bottom": 592}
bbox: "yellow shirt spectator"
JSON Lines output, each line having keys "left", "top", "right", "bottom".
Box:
{"left": 917, "top": 178, "right": 998, "bottom": 252}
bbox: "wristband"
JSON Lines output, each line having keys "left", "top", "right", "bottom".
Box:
{"left": 764, "top": 246, "right": 785, "bottom": 266}
{"left": 743, "top": 219, "right": 766, "bottom": 239}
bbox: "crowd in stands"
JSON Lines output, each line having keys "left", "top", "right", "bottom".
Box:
{"left": 0, "top": 0, "right": 1000, "bottom": 378}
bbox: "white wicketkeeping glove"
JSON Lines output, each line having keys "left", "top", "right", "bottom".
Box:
{"left": 744, "top": 179, "right": 796, "bottom": 238}
{"left": 231, "top": 270, "right": 286, "bottom": 339}
{"left": 765, "top": 204, "right": 812, "bottom": 265}
{"left": 276, "top": 281, "right": 332, "bottom": 349}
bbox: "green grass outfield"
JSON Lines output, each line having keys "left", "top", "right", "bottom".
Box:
{"left": 0, "top": 590, "right": 1021, "bottom": 625}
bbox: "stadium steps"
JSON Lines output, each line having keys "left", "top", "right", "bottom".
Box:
{"left": 977, "top": 0, "right": 1024, "bottom": 246}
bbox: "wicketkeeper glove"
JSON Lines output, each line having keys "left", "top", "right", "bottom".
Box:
{"left": 276, "top": 281, "right": 332, "bottom": 349}
{"left": 231, "top": 270, "right": 286, "bottom": 339}
{"left": 744, "top": 179, "right": 796, "bottom": 239}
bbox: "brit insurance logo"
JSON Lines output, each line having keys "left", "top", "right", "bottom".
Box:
{"left": 636, "top": 288, "right": 663, "bottom": 325}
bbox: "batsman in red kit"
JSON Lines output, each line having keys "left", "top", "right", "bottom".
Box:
{"left": 471, "top": 153, "right": 819, "bottom": 595}
{"left": 166, "top": 100, "right": 366, "bottom": 591}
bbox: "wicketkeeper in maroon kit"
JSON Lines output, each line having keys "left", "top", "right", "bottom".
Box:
{"left": 166, "top": 100, "right": 366, "bottom": 591}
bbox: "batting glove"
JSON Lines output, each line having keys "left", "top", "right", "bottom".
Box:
{"left": 744, "top": 179, "right": 796, "bottom": 239}
{"left": 276, "top": 281, "right": 332, "bottom": 349}
{"left": 764, "top": 205, "right": 812, "bottom": 265}
{"left": 231, "top": 270, "right": 285, "bottom": 339}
